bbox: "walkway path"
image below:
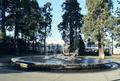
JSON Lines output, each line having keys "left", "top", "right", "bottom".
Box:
{"left": 0, "top": 68, "right": 120, "bottom": 81}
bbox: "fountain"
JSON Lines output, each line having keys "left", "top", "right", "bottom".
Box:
{"left": 11, "top": 54, "right": 120, "bottom": 72}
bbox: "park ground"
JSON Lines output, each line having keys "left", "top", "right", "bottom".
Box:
{"left": 0, "top": 55, "right": 120, "bottom": 81}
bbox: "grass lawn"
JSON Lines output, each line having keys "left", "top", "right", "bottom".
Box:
{"left": 112, "top": 55, "right": 120, "bottom": 60}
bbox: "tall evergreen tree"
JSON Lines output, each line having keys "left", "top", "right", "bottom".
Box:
{"left": 28, "top": 0, "right": 42, "bottom": 52}
{"left": 0, "top": 0, "right": 9, "bottom": 41}
{"left": 6, "top": 0, "right": 29, "bottom": 54}
{"left": 58, "top": 0, "right": 83, "bottom": 53}
{"left": 6, "top": 0, "right": 42, "bottom": 54}
{"left": 40, "top": 2, "right": 52, "bottom": 54}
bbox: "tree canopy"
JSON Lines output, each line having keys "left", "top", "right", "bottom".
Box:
{"left": 58, "top": 0, "right": 83, "bottom": 52}
{"left": 83, "top": 0, "right": 114, "bottom": 58}
{"left": 0, "top": 0, "right": 52, "bottom": 54}
{"left": 83, "top": 0, "right": 113, "bottom": 41}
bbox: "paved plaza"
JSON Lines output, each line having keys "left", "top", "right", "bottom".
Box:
{"left": 0, "top": 67, "right": 120, "bottom": 81}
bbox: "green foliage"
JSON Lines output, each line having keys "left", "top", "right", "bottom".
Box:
{"left": 40, "top": 2, "right": 52, "bottom": 37}
{"left": 83, "top": 0, "right": 113, "bottom": 42}
{"left": 58, "top": 0, "right": 83, "bottom": 52}
{"left": 115, "top": 0, "right": 120, "bottom": 17}
{"left": 0, "top": 0, "right": 52, "bottom": 54}
{"left": 83, "top": 0, "right": 114, "bottom": 57}
{"left": 0, "top": 0, "right": 9, "bottom": 39}
{"left": 109, "top": 0, "right": 120, "bottom": 43}
{"left": 40, "top": 2, "right": 53, "bottom": 54}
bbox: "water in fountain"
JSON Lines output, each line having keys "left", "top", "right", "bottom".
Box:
{"left": 11, "top": 54, "right": 120, "bottom": 72}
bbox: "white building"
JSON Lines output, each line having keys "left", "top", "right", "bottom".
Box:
{"left": 46, "top": 44, "right": 63, "bottom": 53}
{"left": 113, "top": 47, "right": 120, "bottom": 54}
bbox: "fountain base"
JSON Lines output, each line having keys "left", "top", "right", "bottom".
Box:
{"left": 11, "top": 55, "right": 120, "bottom": 72}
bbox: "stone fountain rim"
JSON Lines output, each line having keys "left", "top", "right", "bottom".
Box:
{"left": 11, "top": 55, "right": 114, "bottom": 66}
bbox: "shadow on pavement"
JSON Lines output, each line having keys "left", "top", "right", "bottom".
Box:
{"left": 112, "top": 79, "right": 120, "bottom": 81}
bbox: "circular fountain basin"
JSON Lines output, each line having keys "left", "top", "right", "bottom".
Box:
{"left": 11, "top": 55, "right": 120, "bottom": 72}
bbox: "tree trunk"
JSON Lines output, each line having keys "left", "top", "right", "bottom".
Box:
{"left": 14, "top": 24, "right": 19, "bottom": 55}
{"left": 35, "top": 33, "right": 37, "bottom": 52}
{"left": 14, "top": 10, "right": 20, "bottom": 55}
{"left": 32, "top": 31, "right": 35, "bottom": 52}
{"left": 98, "top": 32, "right": 105, "bottom": 59}
{"left": 111, "top": 34, "right": 114, "bottom": 55}
{"left": 74, "top": 27, "right": 78, "bottom": 50}
{"left": 24, "top": 35, "right": 27, "bottom": 54}
{"left": 28, "top": 37, "right": 30, "bottom": 54}
{"left": 99, "top": 44, "right": 104, "bottom": 59}
{"left": 69, "top": 17, "right": 74, "bottom": 53}
{"left": 1, "top": 6, "right": 6, "bottom": 53}
{"left": 1, "top": 0, "right": 6, "bottom": 41}
{"left": 21, "top": 33, "right": 24, "bottom": 40}
{"left": 44, "top": 26, "right": 47, "bottom": 55}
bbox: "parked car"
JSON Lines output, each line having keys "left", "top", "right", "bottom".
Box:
{"left": 85, "top": 46, "right": 98, "bottom": 52}
{"left": 85, "top": 46, "right": 110, "bottom": 55}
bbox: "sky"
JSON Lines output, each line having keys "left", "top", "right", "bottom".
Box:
{"left": 37, "top": 0, "right": 119, "bottom": 44}
{"left": 37, "top": 0, "right": 87, "bottom": 44}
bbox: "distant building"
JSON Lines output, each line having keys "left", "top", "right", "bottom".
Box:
{"left": 46, "top": 44, "right": 63, "bottom": 54}
{"left": 29, "top": 44, "right": 63, "bottom": 54}
{"left": 46, "top": 39, "right": 65, "bottom": 54}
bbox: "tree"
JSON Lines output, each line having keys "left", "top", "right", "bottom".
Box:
{"left": 28, "top": 0, "right": 42, "bottom": 52}
{"left": 107, "top": 0, "right": 120, "bottom": 54}
{"left": 6, "top": 0, "right": 42, "bottom": 54}
{"left": 0, "top": 0, "right": 9, "bottom": 40}
{"left": 6, "top": 0, "right": 30, "bottom": 54}
{"left": 0, "top": 0, "right": 46, "bottom": 54}
{"left": 40, "top": 2, "right": 52, "bottom": 54}
{"left": 115, "top": 0, "right": 120, "bottom": 17}
{"left": 0, "top": 0, "right": 13, "bottom": 53}
{"left": 58, "top": 0, "right": 83, "bottom": 53}
{"left": 114, "top": 0, "right": 120, "bottom": 35}
{"left": 83, "top": 0, "right": 113, "bottom": 58}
